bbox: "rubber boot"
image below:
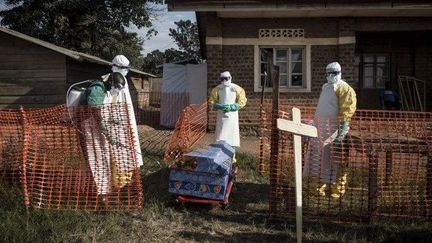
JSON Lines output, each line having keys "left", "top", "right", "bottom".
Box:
{"left": 330, "top": 172, "right": 348, "bottom": 199}
{"left": 318, "top": 184, "right": 327, "bottom": 197}
{"left": 306, "top": 177, "right": 327, "bottom": 197}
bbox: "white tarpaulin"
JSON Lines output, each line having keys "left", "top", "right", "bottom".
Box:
{"left": 160, "top": 63, "right": 207, "bottom": 127}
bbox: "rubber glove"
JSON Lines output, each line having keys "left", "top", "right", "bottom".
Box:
{"left": 228, "top": 103, "right": 240, "bottom": 112}
{"left": 100, "top": 122, "right": 109, "bottom": 135}
{"left": 110, "top": 135, "right": 117, "bottom": 145}
{"left": 336, "top": 121, "right": 349, "bottom": 142}
{"left": 222, "top": 105, "right": 231, "bottom": 113}
{"left": 213, "top": 102, "right": 225, "bottom": 110}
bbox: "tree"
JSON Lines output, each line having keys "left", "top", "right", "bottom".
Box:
{"left": 141, "top": 48, "right": 186, "bottom": 75}
{"left": 141, "top": 49, "right": 165, "bottom": 75}
{"left": 0, "top": 0, "right": 163, "bottom": 67}
{"left": 141, "top": 20, "right": 201, "bottom": 75}
{"left": 168, "top": 19, "right": 201, "bottom": 61}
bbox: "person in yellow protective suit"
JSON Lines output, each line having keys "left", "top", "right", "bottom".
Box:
{"left": 304, "top": 62, "right": 357, "bottom": 199}
{"left": 208, "top": 71, "right": 247, "bottom": 160}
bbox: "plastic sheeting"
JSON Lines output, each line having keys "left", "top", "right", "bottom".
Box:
{"left": 160, "top": 63, "right": 207, "bottom": 127}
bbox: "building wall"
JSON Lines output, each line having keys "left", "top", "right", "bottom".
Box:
{"left": 355, "top": 31, "right": 432, "bottom": 110}
{"left": 0, "top": 32, "right": 152, "bottom": 110}
{"left": 414, "top": 33, "right": 432, "bottom": 111}
{"left": 0, "top": 32, "right": 67, "bottom": 108}
{"left": 205, "top": 16, "right": 355, "bottom": 129}
{"left": 66, "top": 58, "right": 109, "bottom": 86}
{"left": 203, "top": 15, "right": 432, "bottom": 129}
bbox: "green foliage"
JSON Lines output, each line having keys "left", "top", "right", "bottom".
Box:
{"left": 168, "top": 19, "right": 201, "bottom": 61}
{"left": 141, "top": 20, "right": 201, "bottom": 76}
{"left": 0, "top": 0, "right": 164, "bottom": 67}
{"left": 142, "top": 48, "right": 187, "bottom": 75}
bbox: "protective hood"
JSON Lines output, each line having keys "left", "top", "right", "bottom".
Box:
{"left": 112, "top": 55, "right": 130, "bottom": 76}
{"left": 326, "top": 62, "right": 341, "bottom": 73}
{"left": 326, "top": 62, "right": 342, "bottom": 84}
{"left": 220, "top": 71, "right": 232, "bottom": 86}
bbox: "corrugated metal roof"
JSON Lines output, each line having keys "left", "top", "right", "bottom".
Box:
{"left": 0, "top": 26, "right": 156, "bottom": 77}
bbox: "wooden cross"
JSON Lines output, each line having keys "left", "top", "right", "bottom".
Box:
{"left": 277, "top": 107, "right": 317, "bottom": 243}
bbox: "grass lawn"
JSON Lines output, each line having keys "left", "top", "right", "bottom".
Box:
{"left": 1, "top": 152, "right": 432, "bottom": 242}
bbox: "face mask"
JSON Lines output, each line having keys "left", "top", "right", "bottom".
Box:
{"left": 112, "top": 66, "right": 129, "bottom": 77}
{"left": 221, "top": 76, "right": 231, "bottom": 86}
{"left": 326, "top": 73, "right": 341, "bottom": 84}
{"left": 119, "top": 69, "right": 129, "bottom": 77}
{"left": 111, "top": 87, "right": 122, "bottom": 95}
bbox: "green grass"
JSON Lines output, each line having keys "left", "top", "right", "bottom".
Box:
{"left": 1, "top": 152, "right": 432, "bottom": 242}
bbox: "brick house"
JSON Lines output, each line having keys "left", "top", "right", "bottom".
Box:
{"left": 167, "top": 0, "right": 432, "bottom": 130}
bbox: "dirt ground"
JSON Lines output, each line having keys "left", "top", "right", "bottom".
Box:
{"left": 138, "top": 125, "right": 260, "bottom": 156}
{"left": 193, "top": 133, "right": 260, "bottom": 155}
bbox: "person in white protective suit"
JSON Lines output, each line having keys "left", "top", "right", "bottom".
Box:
{"left": 304, "top": 62, "right": 357, "bottom": 199}
{"left": 208, "top": 71, "right": 247, "bottom": 160}
{"left": 80, "top": 55, "right": 143, "bottom": 196}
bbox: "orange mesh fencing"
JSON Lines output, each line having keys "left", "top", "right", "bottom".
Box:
{"left": 163, "top": 102, "right": 208, "bottom": 165}
{"left": 258, "top": 103, "right": 315, "bottom": 173}
{"left": 263, "top": 104, "right": 432, "bottom": 220}
{"left": 1, "top": 104, "right": 143, "bottom": 211}
{"left": 0, "top": 109, "right": 23, "bottom": 183}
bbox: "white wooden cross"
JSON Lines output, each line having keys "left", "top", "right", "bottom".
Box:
{"left": 277, "top": 107, "right": 317, "bottom": 243}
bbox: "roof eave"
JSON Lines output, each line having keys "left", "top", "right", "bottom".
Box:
{"left": 0, "top": 26, "right": 156, "bottom": 78}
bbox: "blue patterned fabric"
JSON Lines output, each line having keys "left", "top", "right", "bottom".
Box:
{"left": 209, "top": 142, "right": 235, "bottom": 158}
{"left": 169, "top": 169, "right": 229, "bottom": 200}
{"left": 168, "top": 142, "right": 235, "bottom": 200}
{"left": 186, "top": 146, "right": 232, "bottom": 176}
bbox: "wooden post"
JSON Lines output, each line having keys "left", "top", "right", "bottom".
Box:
{"left": 260, "top": 71, "right": 267, "bottom": 105}
{"left": 426, "top": 151, "right": 432, "bottom": 218}
{"left": 269, "top": 65, "right": 280, "bottom": 214}
{"left": 277, "top": 108, "right": 317, "bottom": 243}
{"left": 368, "top": 149, "right": 378, "bottom": 220}
{"left": 20, "top": 106, "right": 30, "bottom": 209}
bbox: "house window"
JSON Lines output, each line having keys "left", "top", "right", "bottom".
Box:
{"left": 355, "top": 54, "right": 389, "bottom": 89}
{"left": 259, "top": 47, "right": 306, "bottom": 90}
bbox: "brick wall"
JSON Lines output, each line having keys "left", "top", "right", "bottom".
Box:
{"left": 207, "top": 45, "right": 256, "bottom": 129}
{"left": 207, "top": 44, "right": 352, "bottom": 131}
{"left": 222, "top": 18, "right": 339, "bottom": 38}
{"left": 203, "top": 16, "right": 432, "bottom": 130}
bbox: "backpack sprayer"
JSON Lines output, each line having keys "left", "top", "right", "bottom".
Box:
{"left": 65, "top": 80, "right": 147, "bottom": 160}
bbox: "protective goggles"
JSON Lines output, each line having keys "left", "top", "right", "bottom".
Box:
{"left": 113, "top": 64, "right": 130, "bottom": 69}
{"left": 220, "top": 76, "right": 230, "bottom": 81}
{"left": 326, "top": 71, "right": 341, "bottom": 76}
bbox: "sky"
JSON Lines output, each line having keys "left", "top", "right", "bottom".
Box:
{"left": 131, "top": 4, "right": 196, "bottom": 56}
{"left": 0, "top": 1, "right": 195, "bottom": 57}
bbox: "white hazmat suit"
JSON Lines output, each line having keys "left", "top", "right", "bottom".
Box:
{"left": 208, "top": 71, "right": 247, "bottom": 147}
{"left": 304, "top": 62, "right": 357, "bottom": 198}
{"left": 80, "top": 55, "right": 143, "bottom": 196}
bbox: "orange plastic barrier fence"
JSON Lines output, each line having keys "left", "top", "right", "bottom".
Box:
{"left": 0, "top": 109, "right": 23, "bottom": 183}
{"left": 163, "top": 102, "right": 208, "bottom": 165}
{"left": 1, "top": 104, "right": 142, "bottom": 211}
{"left": 261, "top": 104, "right": 432, "bottom": 220}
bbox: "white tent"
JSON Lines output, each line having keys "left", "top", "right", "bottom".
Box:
{"left": 160, "top": 63, "right": 207, "bottom": 127}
